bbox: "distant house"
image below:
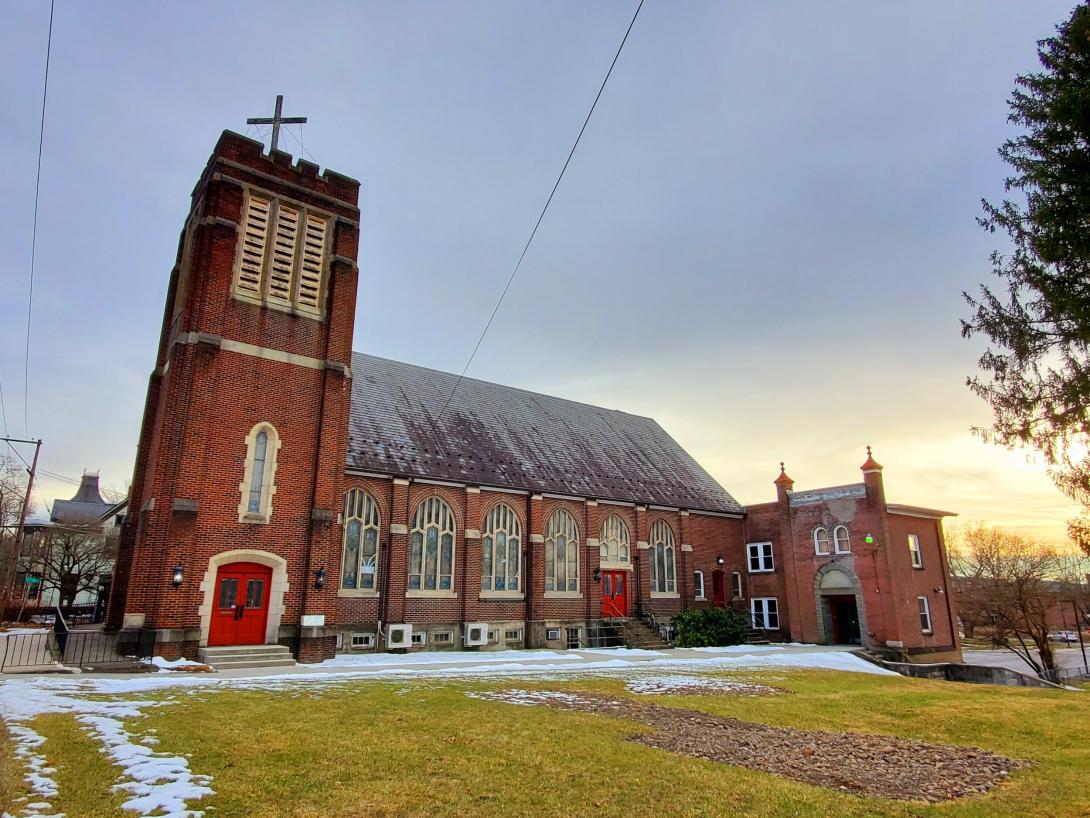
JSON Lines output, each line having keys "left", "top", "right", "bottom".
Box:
{"left": 16, "top": 473, "right": 126, "bottom": 619}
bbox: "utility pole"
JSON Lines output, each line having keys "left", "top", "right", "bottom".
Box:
{"left": 3, "top": 437, "right": 41, "bottom": 610}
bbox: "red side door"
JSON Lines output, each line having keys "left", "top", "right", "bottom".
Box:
{"left": 601, "top": 571, "right": 628, "bottom": 618}
{"left": 712, "top": 570, "right": 726, "bottom": 607}
{"left": 208, "top": 562, "right": 272, "bottom": 647}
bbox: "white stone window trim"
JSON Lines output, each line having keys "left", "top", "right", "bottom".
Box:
{"left": 833, "top": 525, "right": 851, "bottom": 554}
{"left": 340, "top": 488, "right": 381, "bottom": 594}
{"left": 599, "top": 514, "right": 632, "bottom": 565}
{"left": 481, "top": 503, "right": 522, "bottom": 594}
{"left": 237, "top": 422, "right": 281, "bottom": 524}
{"left": 813, "top": 526, "right": 831, "bottom": 555}
{"left": 231, "top": 188, "right": 334, "bottom": 320}
{"left": 649, "top": 520, "right": 678, "bottom": 596}
{"left": 751, "top": 596, "right": 780, "bottom": 630}
{"left": 908, "top": 533, "right": 924, "bottom": 568}
{"left": 747, "top": 542, "right": 774, "bottom": 573}
{"left": 408, "top": 496, "right": 457, "bottom": 593}
{"left": 693, "top": 570, "right": 706, "bottom": 600}
{"left": 918, "top": 595, "right": 933, "bottom": 633}
{"left": 544, "top": 508, "right": 580, "bottom": 593}
{"left": 479, "top": 591, "right": 525, "bottom": 601}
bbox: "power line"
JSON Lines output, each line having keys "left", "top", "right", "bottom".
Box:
{"left": 429, "top": 0, "right": 645, "bottom": 442}
{"left": 24, "top": 0, "right": 55, "bottom": 436}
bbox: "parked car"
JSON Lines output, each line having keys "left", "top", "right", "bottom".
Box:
{"left": 1049, "top": 631, "right": 1080, "bottom": 643}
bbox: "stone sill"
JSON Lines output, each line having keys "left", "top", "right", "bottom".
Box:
{"left": 650, "top": 592, "right": 680, "bottom": 599}
{"left": 338, "top": 589, "right": 379, "bottom": 599}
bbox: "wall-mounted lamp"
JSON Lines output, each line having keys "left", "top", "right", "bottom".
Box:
{"left": 171, "top": 563, "right": 184, "bottom": 588}
{"left": 315, "top": 567, "right": 326, "bottom": 590}
{"left": 864, "top": 534, "right": 876, "bottom": 544}
{"left": 716, "top": 554, "right": 725, "bottom": 566}
{"left": 593, "top": 566, "right": 601, "bottom": 582}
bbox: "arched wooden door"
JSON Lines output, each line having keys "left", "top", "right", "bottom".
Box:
{"left": 208, "top": 562, "right": 273, "bottom": 646}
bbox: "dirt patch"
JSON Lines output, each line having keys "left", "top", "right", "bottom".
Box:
{"left": 471, "top": 689, "right": 1027, "bottom": 802}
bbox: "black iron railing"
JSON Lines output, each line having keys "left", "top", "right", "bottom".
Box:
{"left": 0, "top": 624, "right": 154, "bottom": 671}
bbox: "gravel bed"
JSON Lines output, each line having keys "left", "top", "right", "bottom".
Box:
{"left": 474, "top": 689, "right": 1027, "bottom": 802}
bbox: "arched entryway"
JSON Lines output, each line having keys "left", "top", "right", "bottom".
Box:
{"left": 813, "top": 564, "right": 867, "bottom": 646}
{"left": 198, "top": 550, "right": 289, "bottom": 647}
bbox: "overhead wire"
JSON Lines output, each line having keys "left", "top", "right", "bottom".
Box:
{"left": 23, "top": 0, "right": 55, "bottom": 437}
{"left": 427, "top": 0, "right": 645, "bottom": 446}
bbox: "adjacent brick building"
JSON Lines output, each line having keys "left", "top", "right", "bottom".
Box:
{"left": 107, "top": 131, "right": 961, "bottom": 664}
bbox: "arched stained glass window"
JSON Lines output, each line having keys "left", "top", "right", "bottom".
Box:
{"left": 599, "top": 515, "right": 631, "bottom": 564}
{"left": 649, "top": 520, "right": 677, "bottom": 594}
{"left": 342, "top": 490, "right": 380, "bottom": 590}
{"left": 482, "top": 504, "right": 521, "bottom": 592}
{"left": 409, "top": 497, "right": 456, "bottom": 592}
{"left": 544, "top": 509, "right": 580, "bottom": 592}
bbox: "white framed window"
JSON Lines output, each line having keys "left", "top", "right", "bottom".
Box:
{"left": 747, "top": 542, "right": 774, "bottom": 573}
{"left": 233, "top": 190, "right": 331, "bottom": 318}
{"left": 504, "top": 628, "right": 523, "bottom": 642}
{"left": 751, "top": 597, "right": 779, "bottom": 630}
{"left": 649, "top": 520, "right": 677, "bottom": 595}
{"left": 487, "top": 628, "right": 500, "bottom": 644}
{"left": 350, "top": 633, "right": 375, "bottom": 649}
{"left": 481, "top": 504, "right": 521, "bottom": 592}
{"left": 544, "top": 509, "right": 580, "bottom": 592}
{"left": 908, "top": 534, "right": 923, "bottom": 568}
{"left": 409, "top": 497, "right": 456, "bottom": 592}
{"left": 833, "top": 525, "right": 851, "bottom": 554}
{"left": 411, "top": 631, "right": 427, "bottom": 646}
{"left": 433, "top": 632, "right": 453, "bottom": 644}
{"left": 693, "top": 570, "right": 705, "bottom": 600}
{"left": 732, "top": 571, "right": 743, "bottom": 599}
{"left": 546, "top": 627, "right": 561, "bottom": 641}
{"left": 341, "top": 489, "right": 380, "bottom": 591}
{"left": 813, "top": 527, "right": 831, "bottom": 555}
{"left": 918, "top": 596, "right": 933, "bottom": 633}
{"left": 238, "top": 423, "right": 281, "bottom": 523}
{"left": 599, "top": 515, "right": 631, "bottom": 565}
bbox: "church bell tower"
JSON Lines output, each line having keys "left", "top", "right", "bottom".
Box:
{"left": 107, "top": 123, "right": 360, "bottom": 662}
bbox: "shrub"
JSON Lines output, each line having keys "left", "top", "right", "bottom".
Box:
{"left": 672, "top": 607, "right": 748, "bottom": 648}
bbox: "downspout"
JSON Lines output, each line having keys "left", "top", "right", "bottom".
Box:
{"left": 523, "top": 493, "right": 532, "bottom": 649}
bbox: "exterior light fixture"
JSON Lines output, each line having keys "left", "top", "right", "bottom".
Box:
{"left": 864, "top": 534, "right": 875, "bottom": 544}
{"left": 315, "top": 567, "right": 326, "bottom": 589}
{"left": 593, "top": 566, "right": 602, "bottom": 582}
{"left": 716, "top": 554, "right": 725, "bottom": 566}
{"left": 171, "top": 563, "right": 184, "bottom": 588}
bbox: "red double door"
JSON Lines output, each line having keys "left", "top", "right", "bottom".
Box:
{"left": 208, "top": 562, "right": 272, "bottom": 647}
{"left": 601, "top": 570, "right": 628, "bottom": 618}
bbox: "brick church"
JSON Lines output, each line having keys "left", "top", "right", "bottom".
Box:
{"left": 107, "top": 131, "right": 962, "bottom": 665}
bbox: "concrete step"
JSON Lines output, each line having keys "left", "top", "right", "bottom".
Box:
{"left": 198, "top": 644, "right": 296, "bottom": 670}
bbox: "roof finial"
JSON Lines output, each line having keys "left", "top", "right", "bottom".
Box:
{"left": 774, "top": 461, "right": 794, "bottom": 487}
{"left": 861, "top": 445, "right": 883, "bottom": 473}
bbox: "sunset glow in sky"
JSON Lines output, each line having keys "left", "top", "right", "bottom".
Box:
{"left": 1, "top": 2, "right": 1081, "bottom": 544}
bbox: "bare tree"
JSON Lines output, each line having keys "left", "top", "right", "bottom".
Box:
{"left": 28, "top": 520, "right": 117, "bottom": 608}
{"left": 0, "top": 454, "right": 33, "bottom": 607}
{"left": 949, "top": 523, "right": 1071, "bottom": 677}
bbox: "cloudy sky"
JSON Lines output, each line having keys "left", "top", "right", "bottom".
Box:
{"left": 0, "top": 1, "right": 1080, "bottom": 541}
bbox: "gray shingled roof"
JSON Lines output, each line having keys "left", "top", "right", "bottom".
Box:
{"left": 347, "top": 353, "right": 742, "bottom": 513}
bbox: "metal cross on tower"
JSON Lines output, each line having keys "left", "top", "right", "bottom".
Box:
{"left": 247, "top": 94, "right": 307, "bottom": 153}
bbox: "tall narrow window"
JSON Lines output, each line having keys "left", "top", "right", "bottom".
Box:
{"left": 233, "top": 190, "right": 331, "bottom": 318}
{"left": 693, "top": 570, "right": 705, "bottom": 600}
{"left": 482, "top": 504, "right": 521, "bottom": 593}
{"left": 918, "top": 595, "right": 933, "bottom": 633}
{"left": 544, "top": 509, "right": 580, "bottom": 593}
{"left": 833, "top": 525, "right": 851, "bottom": 554}
{"left": 649, "top": 520, "right": 677, "bottom": 595}
{"left": 599, "top": 515, "right": 631, "bottom": 565}
{"left": 238, "top": 423, "right": 280, "bottom": 522}
{"left": 731, "top": 571, "right": 743, "bottom": 599}
{"left": 247, "top": 431, "right": 268, "bottom": 513}
{"left": 341, "top": 490, "right": 380, "bottom": 591}
{"left": 409, "top": 497, "right": 456, "bottom": 592}
{"left": 908, "top": 534, "right": 923, "bottom": 568}
{"left": 813, "top": 527, "right": 831, "bottom": 555}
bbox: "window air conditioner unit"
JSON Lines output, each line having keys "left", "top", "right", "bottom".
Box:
{"left": 464, "top": 622, "right": 489, "bottom": 647}
{"left": 386, "top": 624, "right": 412, "bottom": 649}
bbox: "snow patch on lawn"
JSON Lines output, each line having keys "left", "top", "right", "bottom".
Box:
{"left": 467, "top": 689, "right": 597, "bottom": 707}
{"left": 302, "top": 648, "right": 569, "bottom": 668}
{"left": 624, "top": 674, "right": 782, "bottom": 696}
{"left": 147, "top": 657, "right": 210, "bottom": 671}
{"left": 0, "top": 679, "right": 213, "bottom": 818}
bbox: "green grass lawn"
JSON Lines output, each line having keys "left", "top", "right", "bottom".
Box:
{"left": 4, "top": 669, "right": 1089, "bottom": 817}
